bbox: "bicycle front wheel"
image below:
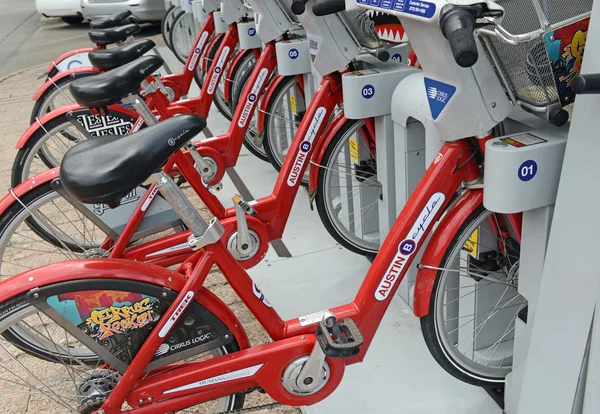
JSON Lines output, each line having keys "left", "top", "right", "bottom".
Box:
{"left": 263, "top": 75, "right": 305, "bottom": 173}
{"left": 420, "top": 204, "right": 524, "bottom": 386}
{"left": 170, "top": 11, "right": 196, "bottom": 64}
{"left": 195, "top": 36, "right": 233, "bottom": 121}
{"left": 162, "top": 5, "right": 181, "bottom": 49}
{"left": 229, "top": 50, "right": 270, "bottom": 162}
{"left": 316, "top": 118, "right": 380, "bottom": 257}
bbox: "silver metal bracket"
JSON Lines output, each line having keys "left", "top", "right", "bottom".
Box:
{"left": 188, "top": 218, "right": 225, "bottom": 251}
{"left": 295, "top": 311, "right": 336, "bottom": 393}
{"left": 186, "top": 142, "right": 218, "bottom": 182}
{"left": 232, "top": 196, "right": 254, "bottom": 255}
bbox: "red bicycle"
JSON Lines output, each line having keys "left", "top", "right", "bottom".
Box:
{"left": 0, "top": 1, "right": 531, "bottom": 412}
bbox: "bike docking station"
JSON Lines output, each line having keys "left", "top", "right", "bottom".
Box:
{"left": 150, "top": 0, "right": 598, "bottom": 412}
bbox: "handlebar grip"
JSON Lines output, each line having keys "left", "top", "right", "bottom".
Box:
{"left": 291, "top": 0, "right": 309, "bottom": 15}
{"left": 312, "top": 0, "right": 346, "bottom": 16}
{"left": 439, "top": 7, "right": 478, "bottom": 68}
{"left": 573, "top": 74, "right": 600, "bottom": 95}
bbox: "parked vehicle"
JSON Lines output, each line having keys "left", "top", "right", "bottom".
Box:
{"left": 81, "top": 0, "right": 166, "bottom": 24}
{"left": 36, "top": 0, "right": 84, "bottom": 25}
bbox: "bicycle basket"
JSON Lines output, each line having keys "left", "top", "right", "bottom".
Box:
{"left": 479, "top": 0, "right": 592, "bottom": 109}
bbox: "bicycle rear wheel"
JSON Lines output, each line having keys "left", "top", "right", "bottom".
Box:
{"left": 421, "top": 204, "right": 523, "bottom": 386}
{"left": 30, "top": 71, "right": 97, "bottom": 125}
{"left": 0, "top": 280, "right": 244, "bottom": 412}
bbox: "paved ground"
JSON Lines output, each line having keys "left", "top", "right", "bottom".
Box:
{"left": 0, "top": 23, "right": 300, "bottom": 414}
{"left": 0, "top": 0, "right": 161, "bottom": 78}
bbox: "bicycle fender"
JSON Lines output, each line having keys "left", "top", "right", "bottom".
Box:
{"left": 256, "top": 74, "right": 286, "bottom": 136}
{"left": 223, "top": 49, "right": 253, "bottom": 102}
{"left": 0, "top": 258, "right": 251, "bottom": 350}
{"left": 0, "top": 167, "right": 61, "bottom": 216}
{"left": 33, "top": 67, "right": 101, "bottom": 101}
{"left": 413, "top": 189, "right": 483, "bottom": 317}
{"left": 43, "top": 47, "right": 96, "bottom": 75}
{"left": 17, "top": 103, "right": 138, "bottom": 149}
{"left": 308, "top": 113, "right": 350, "bottom": 194}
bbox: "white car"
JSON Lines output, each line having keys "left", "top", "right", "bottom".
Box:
{"left": 81, "top": 0, "right": 166, "bottom": 24}
{"left": 36, "top": 0, "right": 85, "bottom": 25}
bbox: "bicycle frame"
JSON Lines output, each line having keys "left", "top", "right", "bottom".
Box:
{"left": 69, "top": 131, "right": 481, "bottom": 413}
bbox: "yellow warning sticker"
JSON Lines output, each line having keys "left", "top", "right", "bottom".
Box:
{"left": 349, "top": 137, "right": 359, "bottom": 164}
{"left": 289, "top": 94, "right": 297, "bottom": 115}
{"left": 463, "top": 228, "right": 479, "bottom": 258}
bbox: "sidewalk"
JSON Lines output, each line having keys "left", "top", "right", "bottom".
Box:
{"left": 0, "top": 48, "right": 299, "bottom": 414}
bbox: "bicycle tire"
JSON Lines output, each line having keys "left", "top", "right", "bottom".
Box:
{"left": 169, "top": 11, "right": 195, "bottom": 65}
{"left": 228, "top": 50, "right": 269, "bottom": 162}
{"left": 263, "top": 75, "right": 305, "bottom": 172}
{"left": 315, "top": 118, "right": 380, "bottom": 258}
{"left": 162, "top": 5, "right": 180, "bottom": 49}
{"left": 420, "top": 204, "right": 523, "bottom": 387}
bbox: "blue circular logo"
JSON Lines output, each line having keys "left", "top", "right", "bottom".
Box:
{"left": 288, "top": 48, "right": 299, "bottom": 59}
{"left": 391, "top": 53, "right": 402, "bottom": 62}
{"left": 194, "top": 47, "right": 201, "bottom": 53}
{"left": 67, "top": 59, "right": 83, "bottom": 69}
{"left": 399, "top": 239, "right": 416, "bottom": 255}
{"left": 248, "top": 93, "right": 257, "bottom": 102}
{"left": 518, "top": 160, "right": 538, "bottom": 182}
{"left": 215, "top": 67, "right": 221, "bottom": 74}
{"left": 248, "top": 28, "right": 256, "bottom": 36}
{"left": 362, "top": 84, "right": 375, "bottom": 99}
{"left": 300, "top": 141, "right": 311, "bottom": 152}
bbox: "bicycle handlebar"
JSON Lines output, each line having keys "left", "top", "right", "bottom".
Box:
{"left": 312, "top": 0, "right": 346, "bottom": 16}
{"left": 440, "top": 6, "right": 478, "bottom": 68}
{"left": 291, "top": 0, "right": 309, "bottom": 15}
{"left": 573, "top": 74, "right": 600, "bottom": 95}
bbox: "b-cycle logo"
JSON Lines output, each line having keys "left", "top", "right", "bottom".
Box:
{"left": 238, "top": 68, "right": 269, "bottom": 128}
{"left": 374, "top": 192, "right": 446, "bottom": 301}
{"left": 187, "top": 31, "right": 209, "bottom": 71}
{"left": 252, "top": 283, "right": 272, "bottom": 307}
{"left": 287, "top": 107, "right": 327, "bottom": 187}
{"left": 207, "top": 46, "right": 230, "bottom": 95}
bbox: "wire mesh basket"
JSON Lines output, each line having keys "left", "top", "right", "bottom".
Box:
{"left": 479, "top": 0, "right": 592, "bottom": 110}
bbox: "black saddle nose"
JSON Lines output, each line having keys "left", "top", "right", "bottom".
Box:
{"left": 89, "top": 10, "right": 133, "bottom": 29}
{"left": 60, "top": 114, "right": 207, "bottom": 207}
{"left": 69, "top": 55, "right": 164, "bottom": 108}
{"left": 89, "top": 39, "right": 156, "bottom": 71}
{"left": 88, "top": 24, "right": 140, "bottom": 46}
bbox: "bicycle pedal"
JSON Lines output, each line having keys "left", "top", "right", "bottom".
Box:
{"left": 316, "top": 317, "right": 363, "bottom": 358}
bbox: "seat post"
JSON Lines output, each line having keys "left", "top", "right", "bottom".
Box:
{"left": 153, "top": 171, "right": 209, "bottom": 238}
{"left": 132, "top": 92, "right": 159, "bottom": 126}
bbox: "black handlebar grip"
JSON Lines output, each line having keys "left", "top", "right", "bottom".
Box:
{"left": 291, "top": 0, "right": 309, "bottom": 15}
{"left": 439, "top": 7, "right": 478, "bottom": 68}
{"left": 312, "top": 0, "right": 346, "bottom": 16}
{"left": 573, "top": 74, "right": 600, "bottom": 95}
